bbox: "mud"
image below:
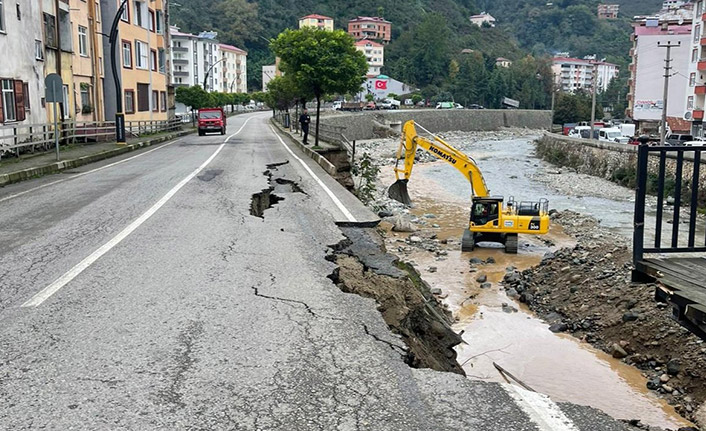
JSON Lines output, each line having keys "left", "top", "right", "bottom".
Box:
{"left": 509, "top": 210, "right": 706, "bottom": 427}
{"left": 327, "top": 227, "right": 465, "bottom": 375}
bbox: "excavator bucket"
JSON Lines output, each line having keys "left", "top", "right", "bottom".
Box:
{"left": 388, "top": 179, "right": 412, "bottom": 206}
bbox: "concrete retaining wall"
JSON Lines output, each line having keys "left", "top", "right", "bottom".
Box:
{"left": 536, "top": 133, "right": 706, "bottom": 206}
{"left": 315, "top": 109, "right": 552, "bottom": 141}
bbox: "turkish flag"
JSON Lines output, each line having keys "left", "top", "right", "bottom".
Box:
{"left": 375, "top": 80, "right": 387, "bottom": 90}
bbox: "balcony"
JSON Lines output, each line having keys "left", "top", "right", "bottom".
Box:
{"left": 699, "top": 61, "right": 706, "bottom": 71}
{"left": 172, "top": 46, "right": 188, "bottom": 53}
{"left": 173, "top": 58, "right": 189, "bottom": 65}
{"left": 694, "top": 110, "right": 705, "bottom": 120}
{"left": 697, "top": 85, "right": 706, "bottom": 95}
{"left": 173, "top": 71, "right": 190, "bottom": 77}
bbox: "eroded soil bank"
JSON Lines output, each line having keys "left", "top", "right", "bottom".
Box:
{"left": 327, "top": 226, "right": 465, "bottom": 375}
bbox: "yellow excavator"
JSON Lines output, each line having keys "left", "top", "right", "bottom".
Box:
{"left": 388, "top": 121, "right": 550, "bottom": 253}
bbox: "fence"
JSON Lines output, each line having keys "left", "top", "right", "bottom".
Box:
{"left": 0, "top": 119, "right": 183, "bottom": 160}
{"left": 633, "top": 143, "right": 706, "bottom": 262}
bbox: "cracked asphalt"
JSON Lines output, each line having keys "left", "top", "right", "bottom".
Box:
{"left": 0, "top": 112, "right": 637, "bottom": 430}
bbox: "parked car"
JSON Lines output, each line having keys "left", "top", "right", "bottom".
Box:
{"left": 468, "top": 104, "right": 485, "bottom": 109}
{"left": 666, "top": 134, "right": 694, "bottom": 146}
{"left": 197, "top": 107, "right": 226, "bottom": 136}
{"left": 363, "top": 101, "right": 378, "bottom": 110}
{"left": 380, "top": 98, "right": 401, "bottom": 110}
{"left": 683, "top": 140, "right": 706, "bottom": 147}
{"left": 568, "top": 126, "right": 591, "bottom": 139}
{"left": 454, "top": 103, "right": 464, "bottom": 109}
{"left": 435, "top": 102, "right": 455, "bottom": 109}
{"left": 598, "top": 127, "right": 627, "bottom": 144}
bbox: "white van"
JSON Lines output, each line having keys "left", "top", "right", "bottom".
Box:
{"left": 599, "top": 127, "right": 628, "bottom": 144}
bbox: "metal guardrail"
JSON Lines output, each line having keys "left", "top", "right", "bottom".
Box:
{"left": 0, "top": 119, "right": 183, "bottom": 160}
{"left": 633, "top": 143, "right": 706, "bottom": 261}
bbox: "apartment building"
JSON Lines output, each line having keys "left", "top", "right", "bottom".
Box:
{"left": 70, "top": 0, "right": 105, "bottom": 122}
{"left": 299, "top": 14, "right": 334, "bottom": 31}
{"left": 355, "top": 40, "right": 384, "bottom": 77}
{"left": 597, "top": 4, "right": 620, "bottom": 19}
{"left": 685, "top": 0, "right": 706, "bottom": 136}
{"left": 0, "top": 0, "right": 46, "bottom": 125}
{"left": 627, "top": 16, "right": 692, "bottom": 132}
{"left": 219, "top": 44, "right": 247, "bottom": 93}
{"left": 101, "top": 0, "right": 169, "bottom": 122}
{"left": 170, "top": 26, "right": 196, "bottom": 88}
{"left": 348, "top": 16, "right": 391, "bottom": 43}
{"left": 551, "top": 56, "right": 618, "bottom": 94}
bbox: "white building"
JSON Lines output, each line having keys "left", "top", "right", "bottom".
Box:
{"left": 627, "top": 17, "right": 692, "bottom": 130}
{"left": 663, "top": 0, "right": 687, "bottom": 10}
{"left": 357, "top": 75, "right": 416, "bottom": 100}
{"left": 685, "top": 0, "right": 705, "bottom": 136}
{"left": 0, "top": 0, "right": 47, "bottom": 127}
{"left": 469, "top": 13, "right": 496, "bottom": 27}
{"left": 262, "top": 65, "right": 276, "bottom": 92}
{"left": 219, "top": 44, "right": 247, "bottom": 93}
{"left": 355, "top": 40, "right": 384, "bottom": 77}
{"left": 169, "top": 27, "right": 226, "bottom": 93}
{"left": 551, "top": 57, "right": 619, "bottom": 93}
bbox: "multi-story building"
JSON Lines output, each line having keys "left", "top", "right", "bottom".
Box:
{"left": 469, "top": 13, "right": 496, "bottom": 27}
{"left": 355, "top": 40, "right": 384, "bottom": 77}
{"left": 299, "top": 14, "right": 334, "bottom": 31}
{"left": 170, "top": 27, "right": 232, "bottom": 93}
{"left": 685, "top": 0, "right": 705, "bottom": 136}
{"left": 70, "top": 0, "right": 105, "bottom": 122}
{"left": 219, "top": 44, "right": 247, "bottom": 93}
{"left": 495, "top": 57, "right": 513, "bottom": 68}
{"left": 42, "top": 0, "right": 76, "bottom": 122}
{"left": 101, "top": 0, "right": 170, "bottom": 123}
{"left": 627, "top": 15, "right": 692, "bottom": 133}
{"left": 663, "top": 0, "right": 687, "bottom": 10}
{"left": 597, "top": 4, "right": 620, "bottom": 19}
{"left": 551, "top": 57, "right": 619, "bottom": 94}
{"left": 347, "top": 17, "right": 391, "bottom": 43}
{"left": 195, "top": 31, "right": 220, "bottom": 92}
{"left": 262, "top": 65, "right": 276, "bottom": 92}
{"left": 170, "top": 26, "right": 196, "bottom": 88}
{"left": 0, "top": 0, "right": 46, "bottom": 126}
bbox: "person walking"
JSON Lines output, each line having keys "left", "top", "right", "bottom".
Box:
{"left": 299, "top": 109, "right": 311, "bottom": 145}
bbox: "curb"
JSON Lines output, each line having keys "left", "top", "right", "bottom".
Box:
{"left": 269, "top": 119, "right": 339, "bottom": 177}
{"left": 0, "top": 130, "right": 193, "bottom": 187}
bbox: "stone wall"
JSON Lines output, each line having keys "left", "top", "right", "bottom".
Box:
{"left": 536, "top": 133, "right": 706, "bottom": 206}
{"left": 315, "top": 109, "right": 552, "bottom": 141}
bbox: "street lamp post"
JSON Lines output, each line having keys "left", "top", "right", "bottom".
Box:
{"left": 109, "top": 0, "right": 128, "bottom": 144}
{"left": 203, "top": 57, "right": 227, "bottom": 91}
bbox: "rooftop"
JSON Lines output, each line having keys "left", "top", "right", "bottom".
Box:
{"left": 300, "top": 14, "right": 333, "bottom": 21}
{"left": 219, "top": 43, "right": 247, "bottom": 55}
{"left": 355, "top": 40, "right": 384, "bottom": 47}
{"left": 349, "top": 16, "right": 391, "bottom": 23}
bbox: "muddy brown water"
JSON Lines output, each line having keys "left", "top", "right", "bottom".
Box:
{"left": 377, "top": 137, "right": 694, "bottom": 429}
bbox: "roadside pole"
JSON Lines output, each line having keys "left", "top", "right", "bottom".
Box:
{"left": 45, "top": 74, "right": 64, "bottom": 161}
{"left": 658, "top": 41, "right": 681, "bottom": 145}
{"left": 590, "top": 63, "right": 598, "bottom": 140}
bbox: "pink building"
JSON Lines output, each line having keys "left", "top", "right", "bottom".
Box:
{"left": 348, "top": 16, "right": 391, "bottom": 43}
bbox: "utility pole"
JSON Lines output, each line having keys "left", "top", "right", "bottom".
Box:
{"left": 658, "top": 41, "right": 681, "bottom": 145}
{"left": 590, "top": 63, "right": 598, "bottom": 140}
{"left": 108, "top": 0, "right": 129, "bottom": 144}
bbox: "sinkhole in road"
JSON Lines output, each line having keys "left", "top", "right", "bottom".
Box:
{"left": 250, "top": 188, "right": 284, "bottom": 218}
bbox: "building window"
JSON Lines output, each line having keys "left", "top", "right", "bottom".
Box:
{"left": 80, "top": 84, "right": 90, "bottom": 111}
{"left": 691, "top": 72, "right": 697, "bottom": 86}
{"left": 148, "top": 9, "right": 155, "bottom": 32}
{"left": 78, "top": 26, "right": 88, "bottom": 56}
{"left": 698, "top": 1, "right": 703, "bottom": 16}
{"left": 150, "top": 49, "right": 157, "bottom": 71}
{"left": 1, "top": 79, "right": 17, "bottom": 122}
{"left": 693, "top": 48, "right": 699, "bottom": 63}
{"left": 125, "top": 89, "right": 135, "bottom": 114}
{"left": 160, "top": 91, "right": 166, "bottom": 111}
{"left": 120, "top": 1, "right": 129, "bottom": 22}
{"left": 135, "top": 41, "right": 148, "bottom": 69}
{"left": 0, "top": 0, "right": 5, "bottom": 33}
{"left": 155, "top": 10, "right": 163, "bottom": 34}
{"left": 152, "top": 90, "right": 158, "bottom": 112}
{"left": 137, "top": 83, "right": 149, "bottom": 112}
{"left": 122, "top": 40, "right": 132, "bottom": 68}
{"left": 688, "top": 96, "right": 695, "bottom": 110}
{"left": 158, "top": 48, "right": 166, "bottom": 73}
{"left": 696, "top": 24, "right": 702, "bottom": 44}
{"left": 133, "top": 1, "right": 146, "bottom": 28}
{"left": 35, "top": 40, "right": 44, "bottom": 60}
{"left": 44, "top": 13, "right": 57, "bottom": 48}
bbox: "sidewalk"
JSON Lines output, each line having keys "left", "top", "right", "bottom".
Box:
{"left": 0, "top": 129, "right": 193, "bottom": 187}
{"left": 270, "top": 120, "right": 341, "bottom": 177}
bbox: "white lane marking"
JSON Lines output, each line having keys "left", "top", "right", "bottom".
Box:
{"left": 269, "top": 126, "right": 356, "bottom": 223}
{"left": 503, "top": 384, "right": 580, "bottom": 431}
{"left": 21, "top": 117, "right": 254, "bottom": 308}
{"left": 0, "top": 139, "right": 183, "bottom": 203}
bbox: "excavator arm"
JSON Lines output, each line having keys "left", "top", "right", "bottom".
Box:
{"left": 389, "top": 120, "right": 490, "bottom": 206}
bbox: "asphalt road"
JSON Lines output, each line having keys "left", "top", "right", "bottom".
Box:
{"left": 0, "top": 112, "right": 637, "bottom": 430}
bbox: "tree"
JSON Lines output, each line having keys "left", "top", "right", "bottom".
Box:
{"left": 175, "top": 86, "right": 214, "bottom": 111}
{"left": 271, "top": 27, "right": 368, "bottom": 146}
{"left": 265, "top": 75, "right": 303, "bottom": 113}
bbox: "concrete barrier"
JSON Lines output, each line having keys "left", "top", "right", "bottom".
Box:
{"left": 315, "top": 109, "right": 552, "bottom": 141}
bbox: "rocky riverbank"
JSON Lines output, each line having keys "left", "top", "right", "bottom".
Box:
{"left": 504, "top": 210, "right": 706, "bottom": 427}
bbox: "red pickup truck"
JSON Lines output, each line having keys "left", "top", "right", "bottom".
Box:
{"left": 197, "top": 108, "right": 226, "bottom": 136}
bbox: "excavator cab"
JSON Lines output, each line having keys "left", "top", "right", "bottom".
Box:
{"left": 470, "top": 198, "right": 502, "bottom": 227}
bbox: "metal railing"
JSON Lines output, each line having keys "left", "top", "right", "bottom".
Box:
{"left": 0, "top": 119, "right": 183, "bottom": 160}
{"left": 633, "top": 143, "right": 706, "bottom": 263}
